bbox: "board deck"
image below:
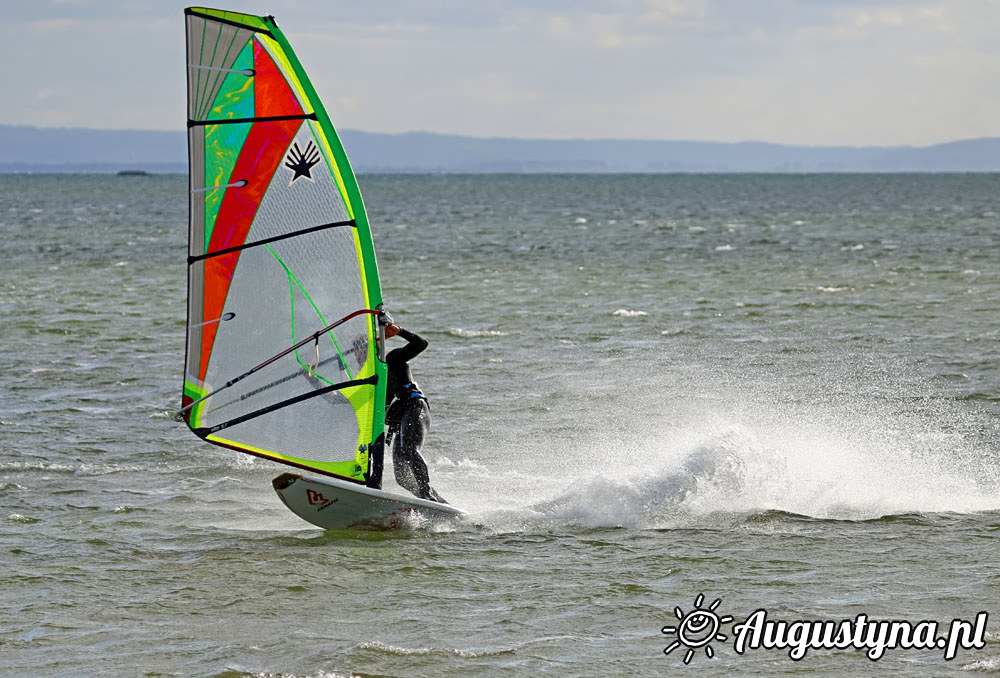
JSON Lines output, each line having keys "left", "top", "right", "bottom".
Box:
{"left": 272, "top": 472, "right": 466, "bottom": 530}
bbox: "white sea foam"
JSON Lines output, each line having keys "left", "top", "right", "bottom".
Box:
{"left": 961, "top": 657, "right": 1000, "bottom": 672}
{"left": 357, "top": 640, "right": 509, "bottom": 658}
{"left": 469, "top": 360, "right": 1000, "bottom": 531}
{"left": 447, "top": 328, "right": 508, "bottom": 338}
{"left": 612, "top": 309, "right": 648, "bottom": 317}
{"left": 0, "top": 460, "right": 139, "bottom": 476}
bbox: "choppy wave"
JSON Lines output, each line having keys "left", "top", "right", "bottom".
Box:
{"left": 447, "top": 328, "right": 508, "bottom": 338}
{"left": 356, "top": 640, "right": 514, "bottom": 659}
{"left": 0, "top": 460, "right": 140, "bottom": 476}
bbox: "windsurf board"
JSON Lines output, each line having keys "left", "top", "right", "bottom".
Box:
{"left": 272, "top": 472, "right": 466, "bottom": 530}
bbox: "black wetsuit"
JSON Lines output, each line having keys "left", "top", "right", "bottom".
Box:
{"left": 382, "top": 328, "right": 445, "bottom": 503}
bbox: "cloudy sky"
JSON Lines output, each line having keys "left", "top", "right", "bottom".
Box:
{"left": 3, "top": 0, "right": 999, "bottom": 146}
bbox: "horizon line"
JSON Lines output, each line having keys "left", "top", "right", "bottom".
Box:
{"left": 1, "top": 122, "right": 997, "bottom": 151}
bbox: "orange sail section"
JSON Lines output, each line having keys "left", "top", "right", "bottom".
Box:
{"left": 198, "top": 44, "right": 305, "bottom": 380}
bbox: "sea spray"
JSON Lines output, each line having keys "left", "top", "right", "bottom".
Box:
{"left": 471, "top": 343, "right": 999, "bottom": 531}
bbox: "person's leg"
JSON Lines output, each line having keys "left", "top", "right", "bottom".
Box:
{"left": 391, "top": 421, "right": 419, "bottom": 496}
{"left": 392, "top": 401, "right": 446, "bottom": 501}
{"left": 365, "top": 433, "right": 385, "bottom": 489}
{"left": 393, "top": 401, "right": 429, "bottom": 495}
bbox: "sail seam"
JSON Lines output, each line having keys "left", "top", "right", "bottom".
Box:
{"left": 199, "top": 16, "right": 225, "bottom": 121}
{"left": 194, "top": 375, "right": 378, "bottom": 435}
{"left": 187, "top": 219, "right": 357, "bottom": 263}
{"left": 198, "top": 24, "right": 244, "bottom": 121}
{"left": 192, "top": 12, "right": 208, "bottom": 116}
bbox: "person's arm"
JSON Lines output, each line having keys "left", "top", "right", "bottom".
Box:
{"left": 385, "top": 325, "right": 427, "bottom": 363}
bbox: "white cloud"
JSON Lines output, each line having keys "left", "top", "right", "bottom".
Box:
{"left": 0, "top": 0, "right": 996, "bottom": 145}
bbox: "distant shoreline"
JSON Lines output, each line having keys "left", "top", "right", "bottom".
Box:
{"left": 1, "top": 124, "right": 998, "bottom": 173}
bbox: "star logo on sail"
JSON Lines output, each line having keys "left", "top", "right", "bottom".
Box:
{"left": 284, "top": 140, "right": 321, "bottom": 184}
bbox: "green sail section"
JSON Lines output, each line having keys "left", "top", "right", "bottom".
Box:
{"left": 201, "top": 40, "right": 254, "bottom": 246}
{"left": 203, "top": 122, "right": 251, "bottom": 248}
{"left": 207, "top": 38, "right": 254, "bottom": 121}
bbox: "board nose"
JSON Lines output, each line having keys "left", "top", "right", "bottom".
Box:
{"left": 272, "top": 472, "right": 301, "bottom": 491}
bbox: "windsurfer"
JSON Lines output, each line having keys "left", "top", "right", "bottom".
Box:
{"left": 381, "top": 323, "right": 446, "bottom": 503}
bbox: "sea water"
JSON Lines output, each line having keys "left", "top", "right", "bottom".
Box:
{"left": 1, "top": 173, "right": 998, "bottom": 676}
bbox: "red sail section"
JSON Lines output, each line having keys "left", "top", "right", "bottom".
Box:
{"left": 254, "top": 39, "right": 304, "bottom": 116}
{"left": 198, "top": 40, "right": 305, "bottom": 380}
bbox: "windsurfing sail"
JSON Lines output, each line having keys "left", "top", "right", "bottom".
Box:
{"left": 179, "top": 7, "right": 386, "bottom": 483}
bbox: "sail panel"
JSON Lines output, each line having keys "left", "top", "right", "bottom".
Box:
{"left": 183, "top": 8, "right": 385, "bottom": 483}
{"left": 186, "top": 16, "right": 259, "bottom": 123}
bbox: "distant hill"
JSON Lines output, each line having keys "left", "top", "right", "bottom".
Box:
{"left": 1, "top": 124, "right": 998, "bottom": 173}
{"left": 0, "top": 126, "right": 184, "bottom": 173}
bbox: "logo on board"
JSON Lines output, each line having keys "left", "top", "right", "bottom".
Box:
{"left": 306, "top": 489, "right": 328, "bottom": 505}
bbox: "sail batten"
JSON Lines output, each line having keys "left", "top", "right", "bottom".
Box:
{"left": 188, "top": 113, "right": 318, "bottom": 128}
{"left": 182, "top": 8, "right": 385, "bottom": 483}
{"left": 195, "top": 375, "right": 379, "bottom": 436}
{"left": 188, "top": 219, "right": 357, "bottom": 263}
